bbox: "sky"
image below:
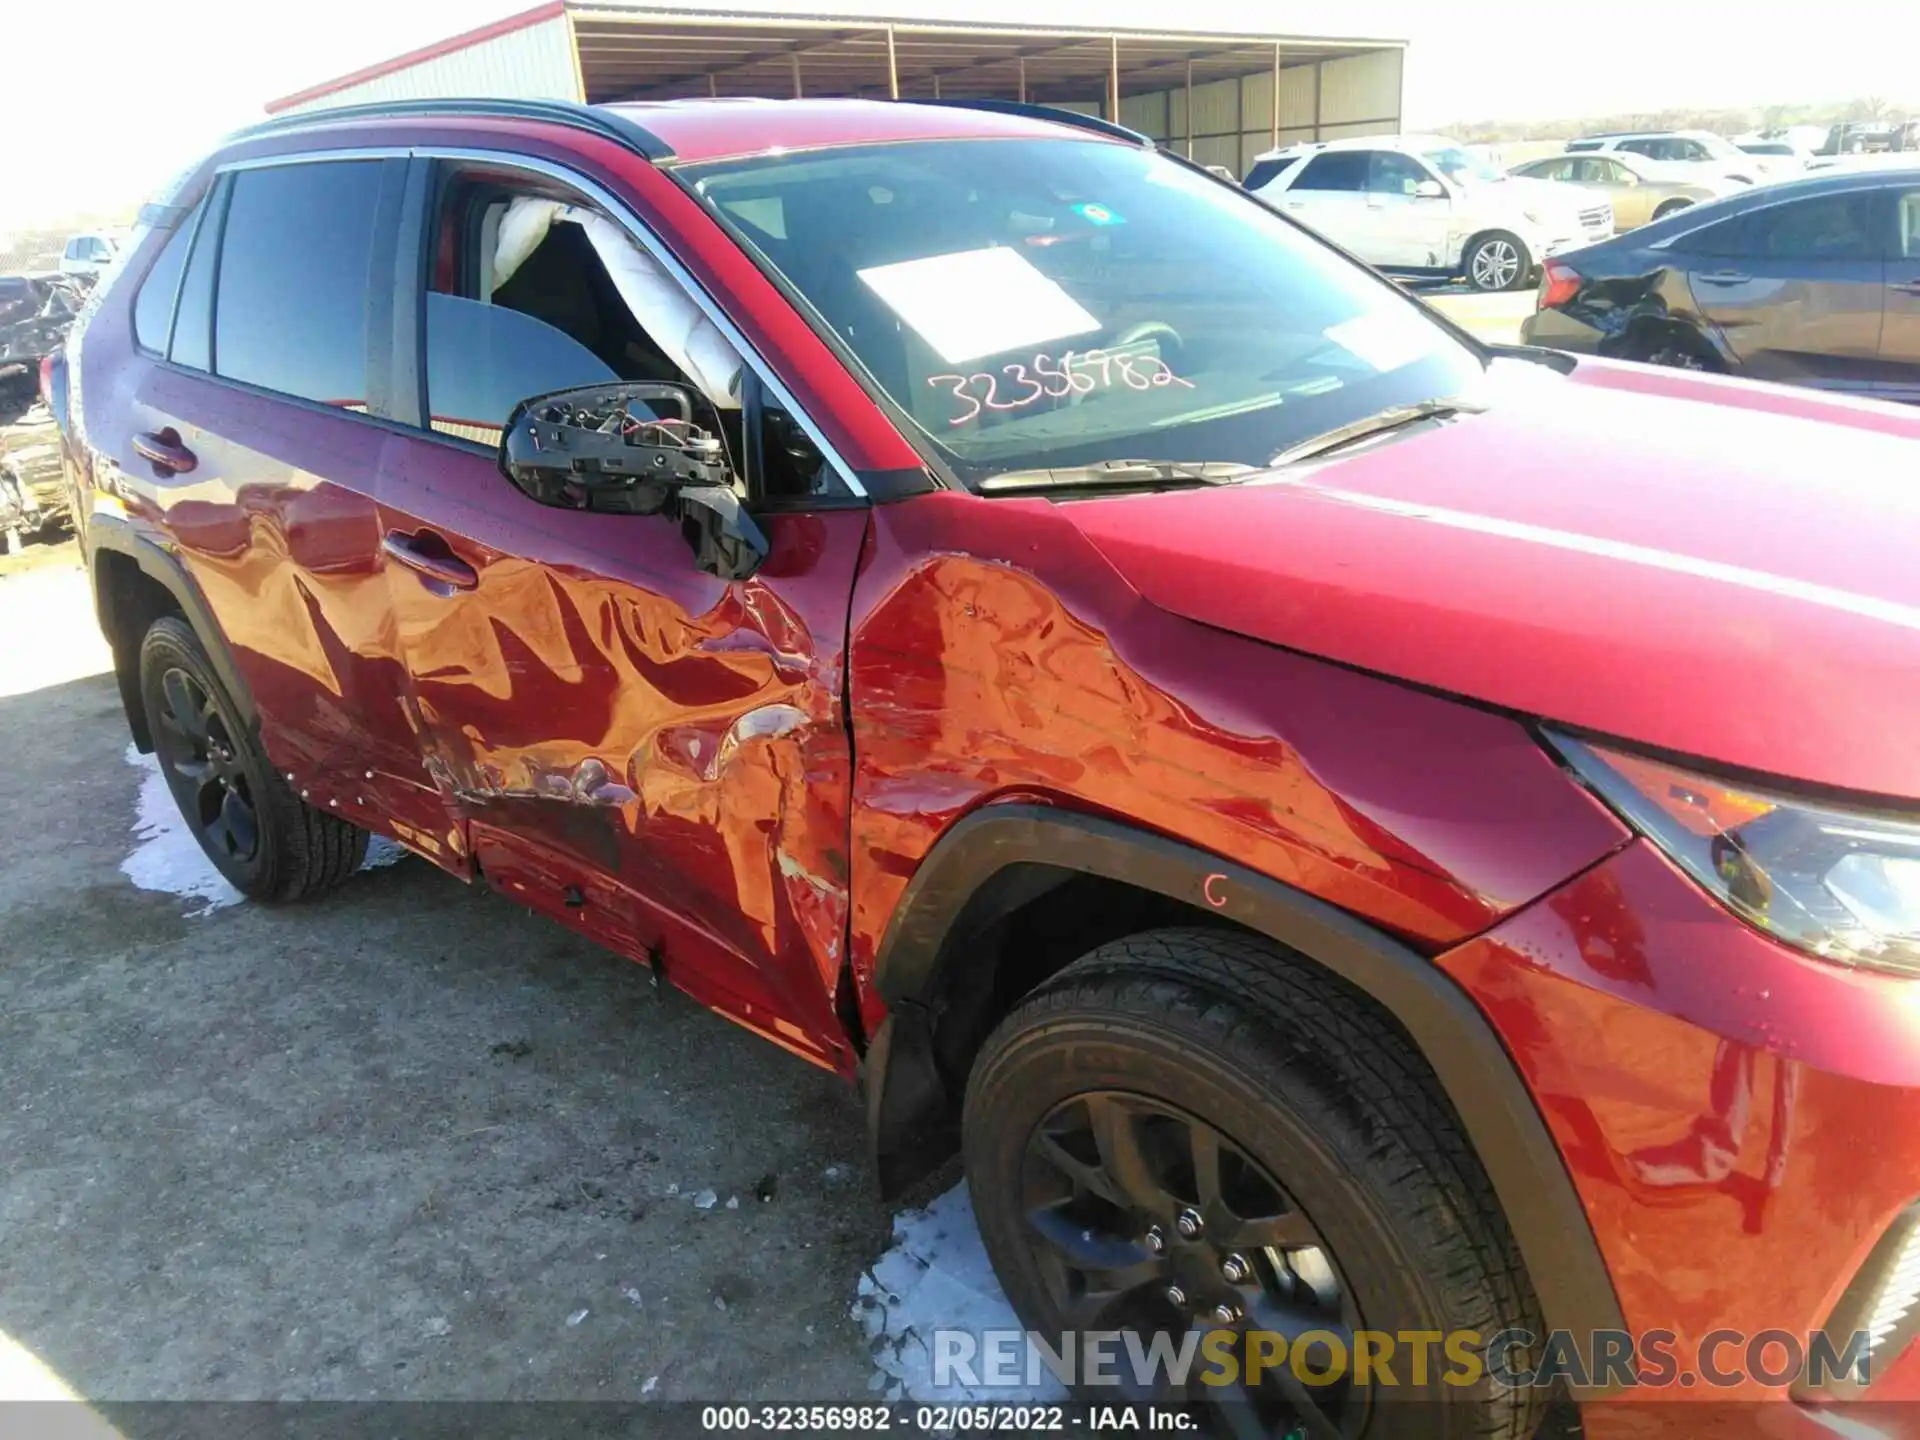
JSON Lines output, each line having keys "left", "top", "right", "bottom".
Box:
{"left": 8, "top": 0, "right": 1918, "bottom": 229}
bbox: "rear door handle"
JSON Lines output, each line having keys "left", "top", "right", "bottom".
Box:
{"left": 382, "top": 530, "right": 478, "bottom": 592}
{"left": 132, "top": 428, "right": 196, "bottom": 475}
{"left": 1696, "top": 270, "right": 1752, "bottom": 286}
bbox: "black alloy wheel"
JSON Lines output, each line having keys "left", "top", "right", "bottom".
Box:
{"left": 153, "top": 663, "right": 261, "bottom": 869}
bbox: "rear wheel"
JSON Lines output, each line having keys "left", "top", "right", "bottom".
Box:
{"left": 1464, "top": 231, "right": 1531, "bottom": 292}
{"left": 963, "top": 927, "right": 1546, "bottom": 1439}
{"left": 1651, "top": 198, "right": 1694, "bottom": 220}
{"left": 139, "top": 616, "right": 368, "bottom": 902}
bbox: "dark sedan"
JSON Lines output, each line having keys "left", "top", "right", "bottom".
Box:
{"left": 1522, "top": 167, "right": 1920, "bottom": 401}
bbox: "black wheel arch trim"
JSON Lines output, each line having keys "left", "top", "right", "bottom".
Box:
{"left": 864, "top": 801, "right": 1627, "bottom": 1351}
{"left": 88, "top": 517, "right": 258, "bottom": 748}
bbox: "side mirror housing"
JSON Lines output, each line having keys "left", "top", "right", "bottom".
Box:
{"left": 499, "top": 381, "right": 768, "bottom": 581}
{"left": 1413, "top": 179, "right": 1447, "bottom": 200}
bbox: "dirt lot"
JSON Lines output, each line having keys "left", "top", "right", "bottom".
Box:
{"left": 0, "top": 539, "right": 936, "bottom": 1406}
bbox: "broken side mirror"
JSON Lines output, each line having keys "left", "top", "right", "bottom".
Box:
{"left": 499, "top": 381, "right": 768, "bottom": 581}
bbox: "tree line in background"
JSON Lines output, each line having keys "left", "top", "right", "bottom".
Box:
{"left": 1442, "top": 95, "right": 1912, "bottom": 144}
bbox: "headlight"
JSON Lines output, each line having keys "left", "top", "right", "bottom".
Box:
{"left": 1547, "top": 732, "right": 1920, "bottom": 977}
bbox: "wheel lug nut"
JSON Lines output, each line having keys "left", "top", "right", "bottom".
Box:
{"left": 1164, "top": 1284, "right": 1187, "bottom": 1308}
{"left": 1211, "top": 1302, "right": 1240, "bottom": 1325}
{"left": 1144, "top": 1226, "right": 1165, "bottom": 1255}
{"left": 1221, "top": 1254, "right": 1251, "bottom": 1284}
{"left": 1175, "top": 1207, "right": 1204, "bottom": 1240}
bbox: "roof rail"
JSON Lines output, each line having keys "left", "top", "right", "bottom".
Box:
{"left": 909, "top": 98, "right": 1154, "bottom": 148}
{"left": 234, "top": 97, "right": 676, "bottom": 164}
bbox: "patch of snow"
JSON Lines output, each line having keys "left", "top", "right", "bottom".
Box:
{"left": 691, "top": 1188, "right": 718, "bottom": 1210}
{"left": 120, "top": 746, "right": 407, "bottom": 915}
{"left": 855, "top": 1184, "right": 1066, "bottom": 1404}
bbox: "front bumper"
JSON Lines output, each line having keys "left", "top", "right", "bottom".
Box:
{"left": 1439, "top": 839, "right": 1920, "bottom": 1420}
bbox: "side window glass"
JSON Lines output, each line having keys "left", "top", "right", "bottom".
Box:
{"left": 1368, "top": 153, "right": 1428, "bottom": 196}
{"left": 1686, "top": 213, "right": 1751, "bottom": 257}
{"left": 215, "top": 160, "right": 384, "bottom": 407}
{"left": 425, "top": 295, "right": 614, "bottom": 446}
{"left": 1295, "top": 152, "right": 1368, "bottom": 192}
{"left": 1898, "top": 190, "right": 1920, "bottom": 259}
{"left": 1621, "top": 140, "right": 1656, "bottom": 159}
{"left": 131, "top": 211, "right": 196, "bottom": 355}
{"left": 1243, "top": 156, "right": 1301, "bottom": 192}
{"left": 1744, "top": 193, "right": 1879, "bottom": 262}
{"left": 170, "top": 181, "right": 227, "bottom": 373}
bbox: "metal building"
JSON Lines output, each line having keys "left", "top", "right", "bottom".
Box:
{"left": 266, "top": 3, "right": 1406, "bottom": 177}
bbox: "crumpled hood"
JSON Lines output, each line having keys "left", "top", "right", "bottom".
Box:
{"left": 1063, "top": 358, "right": 1920, "bottom": 799}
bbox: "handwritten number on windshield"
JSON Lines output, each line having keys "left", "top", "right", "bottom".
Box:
{"left": 928, "top": 348, "right": 1195, "bottom": 428}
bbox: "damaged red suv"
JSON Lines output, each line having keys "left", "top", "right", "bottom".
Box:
{"left": 55, "top": 97, "right": 1920, "bottom": 1436}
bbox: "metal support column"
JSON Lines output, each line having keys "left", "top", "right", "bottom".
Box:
{"left": 1018, "top": 55, "right": 1027, "bottom": 103}
{"left": 1270, "top": 42, "right": 1281, "bottom": 149}
{"left": 791, "top": 51, "right": 803, "bottom": 98}
{"left": 1107, "top": 34, "right": 1120, "bottom": 122}
{"left": 886, "top": 26, "right": 899, "bottom": 99}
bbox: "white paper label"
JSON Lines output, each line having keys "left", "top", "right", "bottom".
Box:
{"left": 856, "top": 247, "right": 1102, "bottom": 365}
{"left": 1323, "top": 313, "right": 1441, "bottom": 374}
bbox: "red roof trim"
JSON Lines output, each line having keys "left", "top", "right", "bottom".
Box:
{"left": 265, "top": 1, "right": 567, "bottom": 113}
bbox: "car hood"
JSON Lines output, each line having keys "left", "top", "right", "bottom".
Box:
{"left": 1493, "top": 174, "right": 1591, "bottom": 217}
{"left": 1061, "top": 357, "right": 1920, "bottom": 800}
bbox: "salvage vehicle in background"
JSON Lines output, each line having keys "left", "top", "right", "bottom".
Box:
{"left": 1523, "top": 166, "right": 1920, "bottom": 400}
{"left": 1248, "top": 133, "right": 1612, "bottom": 290}
{"left": 58, "top": 231, "right": 123, "bottom": 279}
{"left": 1507, "top": 150, "right": 1736, "bottom": 229}
{"left": 0, "top": 274, "right": 85, "bottom": 388}
{"left": 1565, "top": 129, "right": 1768, "bottom": 184}
{"left": 53, "top": 96, "right": 1920, "bottom": 1435}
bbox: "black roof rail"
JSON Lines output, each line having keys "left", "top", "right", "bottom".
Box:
{"left": 233, "top": 97, "right": 676, "bottom": 164}
{"left": 909, "top": 98, "right": 1154, "bottom": 148}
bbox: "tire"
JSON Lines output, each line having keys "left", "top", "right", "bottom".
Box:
{"left": 1463, "top": 231, "right": 1531, "bottom": 293}
{"left": 1651, "top": 198, "right": 1694, "bottom": 220}
{"left": 963, "top": 927, "right": 1545, "bottom": 1440}
{"left": 138, "top": 616, "right": 368, "bottom": 902}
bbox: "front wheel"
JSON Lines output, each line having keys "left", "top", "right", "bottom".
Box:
{"left": 963, "top": 928, "right": 1546, "bottom": 1439}
{"left": 1464, "top": 231, "right": 1532, "bottom": 292}
{"left": 1652, "top": 198, "right": 1695, "bottom": 220}
{"left": 139, "top": 616, "right": 369, "bottom": 902}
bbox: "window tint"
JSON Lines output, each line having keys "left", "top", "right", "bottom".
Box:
{"left": 425, "top": 293, "right": 616, "bottom": 446}
{"left": 1295, "top": 151, "right": 1368, "bottom": 192}
{"left": 1746, "top": 192, "right": 1880, "bottom": 260}
{"left": 1244, "top": 155, "right": 1301, "bottom": 192}
{"left": 132, "top": 215, "right": 195, "bottom": 355}
{"left": 1369, "top": 152, "right": 1431, "bottom": 196}
{"left": 214, "top": 161, "right": 384, "bottom": 407}
{"left": 170, "top": 183, "right": 226, "bottom": 372}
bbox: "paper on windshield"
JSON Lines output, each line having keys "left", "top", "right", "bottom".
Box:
{"left": 856, "top": 246, "right": 1101, "bottom": 365}
{"left": 1323, "top": 312, "right": 1440, "bottom": 375}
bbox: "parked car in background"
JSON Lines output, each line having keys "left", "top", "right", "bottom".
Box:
{"left": 1735, "top": 139, "right": 1808, "bottom": 174}
{"left": 1566, "top": 129, "right": 1770, "bottom": 184}
{"left": 1507, "top": 150, "right": 1736, "bottom": 229}
{"left": 0, "top": 274, "right": 85, "bottom": 387}
{"left": 1523, "top": 167, "right": 1920, "bottom": 401}
{"left": 58, "top": 230, "right": 123, "bottom": 278}
{"left": 1248, "top": 133, "right": 1612, "bottom": 290}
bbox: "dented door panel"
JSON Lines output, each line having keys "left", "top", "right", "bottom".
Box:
{"left": 376, "top": 435, "right": 866, "bottom": 1071}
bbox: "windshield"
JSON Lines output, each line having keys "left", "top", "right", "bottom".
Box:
{"left": 1420, "top": 146, "right": 1505, "bottom": 187}
{"left": 685, "top": 139, "right": 1483, "bottom": 488}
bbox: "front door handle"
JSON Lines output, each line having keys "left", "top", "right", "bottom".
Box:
{"left": 382, "top": 530, "right": 478, "bottom": 592}
{"left": 1695, "top": 270, "right": 1752, "bottom": 286}
{"left": 132, "top": 428, "right": 196, "bottom": 475}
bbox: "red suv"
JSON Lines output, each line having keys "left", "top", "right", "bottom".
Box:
{"left": 55, "top": 97, "right": 1920, "bottom": 1435}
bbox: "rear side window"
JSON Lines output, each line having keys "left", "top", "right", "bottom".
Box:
{"left": 131, "top": 213, "right": 196, "bottom": 355}
{"left": 1565, "top": 140, "right": 1603, "bottom": 153}
{"left": 214, "top": 161, "right": 384, "bottom": 407}
{"left": 1690, "top": 191, "right": 1881, "bottom": 261}
{"left": 170, "top": 182, "right": 228, "bottom": 373}
{"left": 1244, "top": 155, "right": 1301, "bottom": 191}
{"left": 1294, "top": 151, "right": 1369, "bottom": 192}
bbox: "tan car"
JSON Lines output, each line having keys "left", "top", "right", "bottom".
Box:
{"left": 1508, "top": 151, "right": 1734, "bottom": 229}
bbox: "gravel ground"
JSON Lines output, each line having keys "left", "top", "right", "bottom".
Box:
{"left": 0, "top": 540, "right": 916, "bottom": 1405}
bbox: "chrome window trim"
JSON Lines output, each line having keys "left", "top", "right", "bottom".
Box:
{"left": 213, "top": 144, "right": 870, "bottom": 501}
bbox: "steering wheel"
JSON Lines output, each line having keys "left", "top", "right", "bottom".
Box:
{"left": 1113, "top": 320, "right": 1184, "bottom": 364}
